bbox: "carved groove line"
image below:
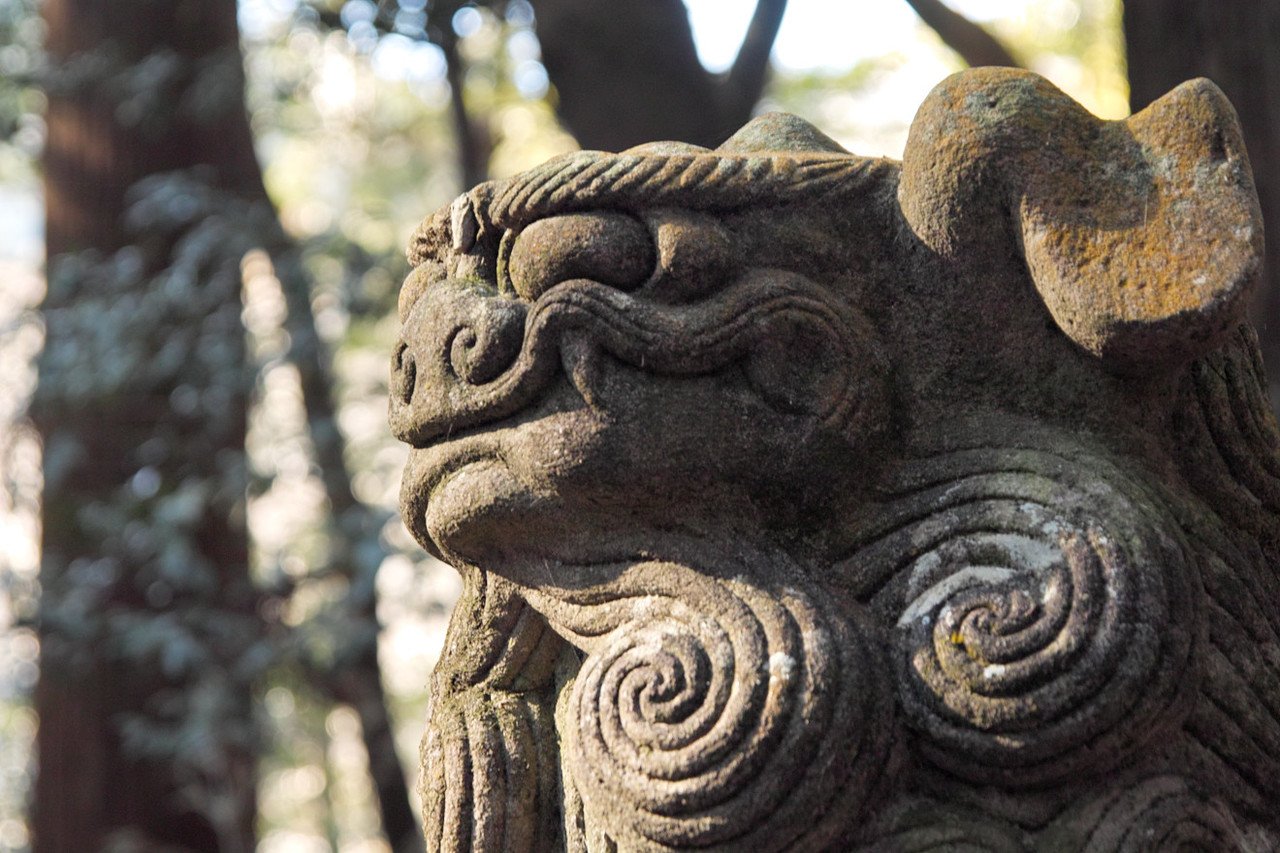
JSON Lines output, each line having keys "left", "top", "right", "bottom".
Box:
{"left": 1070, "top": 776, "right": 1253, "bottom": 852}
{"left": 1167, "top": 327, "right": 1280, "bottom": 813}
{"left": 1178, "top": 325, "right": 1280, "bottom": 550}
{"left": 420, "top": 575, "right": 564, "bottom": 853}
{"left": 398, "top": 275, "right": 881, "bottom": 447}
{"left": 422, "top": 690, "right": 553, "bottom": 853}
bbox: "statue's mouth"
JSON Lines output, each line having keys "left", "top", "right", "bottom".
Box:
{"left": 395, "top": 381, "right": 579, "bottom": 558}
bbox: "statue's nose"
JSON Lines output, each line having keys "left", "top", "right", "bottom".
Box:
{"left": 389, "top": 279, "right": 527, "bottom": 446}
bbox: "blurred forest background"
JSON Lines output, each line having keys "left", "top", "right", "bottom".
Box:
{"left": 0, "top": 0, "right": 1275, "bottom": 850}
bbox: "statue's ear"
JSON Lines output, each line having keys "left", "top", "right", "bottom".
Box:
{"left": 900, "top": 68, "right": 1263, "bottom": 372}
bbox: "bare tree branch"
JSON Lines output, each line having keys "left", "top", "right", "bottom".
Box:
{"left": 530, "top": 0, "right": 723, "bottom": 148}
{"left": 903, "top": 0, "right": 1020, "bottom": 68}
{"left": 439, "top": 29, "right": 490, "bottom": 187}
{"left": 270, "top": 238, "right": 425, "bottom": 853}
{"left": 723, "top": 0, "right": 790, "bottom": 122}
{"left": 530, "top": 0, "right": 793, "bottom": 149}
{"left": 312, "top": 7, "right": 343, "bottom": 29}
{"left": 311, "top": 1, "right": 488, "bottom": 187}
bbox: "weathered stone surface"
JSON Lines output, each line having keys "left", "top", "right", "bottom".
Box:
{"left": 392, "top": 67, "right": 1279, "bottom": 850}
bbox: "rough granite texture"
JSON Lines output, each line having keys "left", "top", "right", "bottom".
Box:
{"left": 391, "top": 68, "right": 1279, "bottom": 850}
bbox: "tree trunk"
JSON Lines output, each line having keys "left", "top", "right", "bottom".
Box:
{"left": 903, "top": 0, "right": 1020, "bottom": 68}
{"left": 530, "top": 0, "right": 787, "bottom": 150}
{"left": 1124, "top": 0, "right": 1280, "bottom": 402}
{"left": 34, "top": 0, "right": 263, "bottom": 849}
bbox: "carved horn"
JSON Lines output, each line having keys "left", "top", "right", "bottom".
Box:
{"left": 900, "top": 67, "right": 1264, "bottom": 371}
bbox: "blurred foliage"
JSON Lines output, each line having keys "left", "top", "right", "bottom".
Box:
{"left": 248, "top": 1, "right": 570, "bottom": 261}
{"left": 35, "top": 173, "right": 270, "bottom": 845}
{"left": 0, "top": 0, "right": 42, "bottom": 182}
{"left": 1, "top": 61, "right": 264, "bottom": 840}
{"left": 986, "top": 0, "right": 1127, "bottom": 118}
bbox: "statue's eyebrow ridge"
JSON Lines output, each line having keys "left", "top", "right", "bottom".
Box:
{"left": 478, "top": 150, "right": 898, "bottom": 231}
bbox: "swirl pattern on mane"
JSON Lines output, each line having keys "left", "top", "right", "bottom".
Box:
{"left": 840, "top": 444, "right": 1200, "bottom": 788}
{"left": 524, "top": 559, "right": 895, "bottom": 850}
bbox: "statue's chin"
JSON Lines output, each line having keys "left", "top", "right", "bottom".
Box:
{"left": 424, "top": 455, "right": 531, "bottom": 561}
{"left": 405, "top": 403, "right": 610, "bottom": 565}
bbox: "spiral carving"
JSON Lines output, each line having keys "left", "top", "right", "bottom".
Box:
{"left": 528, "top": 560, "right": 893, "bottom": 851}
{"left": 855, "top": 798, "right": 1027, "bottom": 852}
{"left": 842, "top": 446, "right": 1199, "bottom": 788}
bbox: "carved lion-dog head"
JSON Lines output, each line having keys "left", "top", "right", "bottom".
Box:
{"left": 394, "top": 68, "right": 1278, "bottom": 850}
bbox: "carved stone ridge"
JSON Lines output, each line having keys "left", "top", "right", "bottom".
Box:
{"left": 392, "top": 67, "right": 1279, "bottom": 850}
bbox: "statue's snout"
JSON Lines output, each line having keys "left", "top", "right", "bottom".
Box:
{"left": 389, "top": 278, "right": 527, "bottom": 447}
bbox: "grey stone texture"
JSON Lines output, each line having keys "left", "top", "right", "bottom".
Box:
{"left": 391, "top": 68, "right": 1279, "bottom": 850}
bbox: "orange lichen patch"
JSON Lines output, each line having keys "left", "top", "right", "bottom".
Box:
{"left": 899, "top": 67, "right": 1263, "bottom": 372}
{"left": 1022, "top": 78, "right": 1262, "bottom": 369}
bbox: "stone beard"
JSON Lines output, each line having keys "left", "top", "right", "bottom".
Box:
{"left": 390, "top": 68, "right": 1279, "bottom": 850}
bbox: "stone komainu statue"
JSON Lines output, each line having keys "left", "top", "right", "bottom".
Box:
{"left": 390, "top": 68, "right": 1279, "bottom": 850}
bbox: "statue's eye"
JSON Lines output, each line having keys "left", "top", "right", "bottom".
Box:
{"left": 503, "top": 212, "right": 655, "bottom": 301}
